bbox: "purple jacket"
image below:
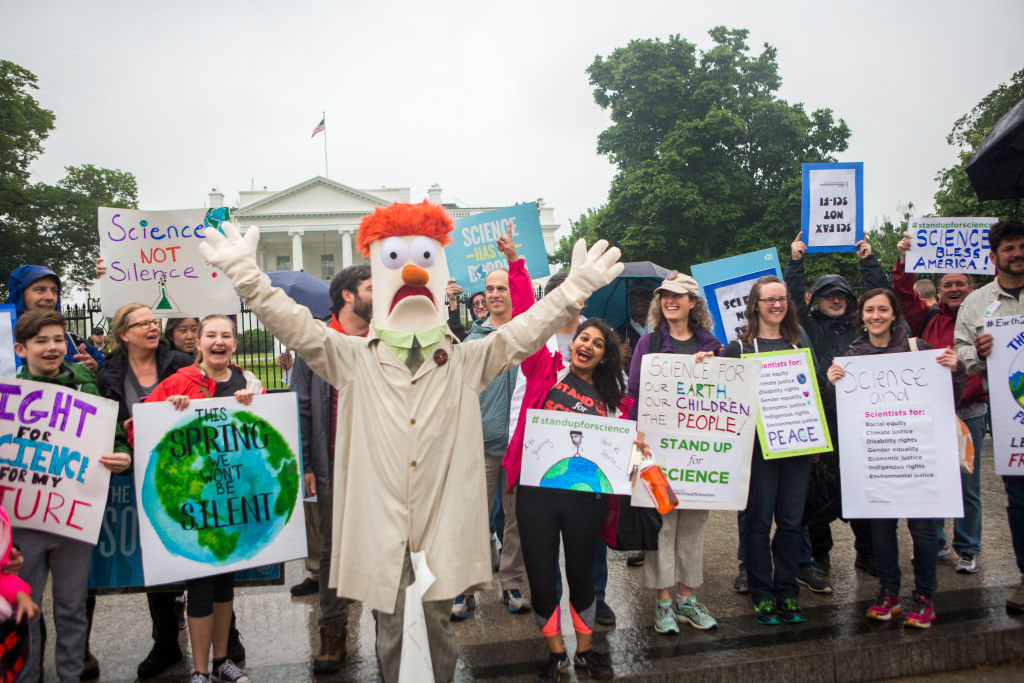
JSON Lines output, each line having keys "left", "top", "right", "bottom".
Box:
{"left": 626, "top": 324, "right": 723, "bottom": 420}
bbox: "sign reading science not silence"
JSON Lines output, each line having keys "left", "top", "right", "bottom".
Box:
{"left": 132, "top": 393, "right": 305, "bottom": 585}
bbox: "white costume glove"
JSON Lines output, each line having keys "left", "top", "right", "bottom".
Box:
{"left": 198, "top": 220, "right": 261, "bottom": 282}
{"left": 561, "top": 238, "right": 624, "bottom": 305}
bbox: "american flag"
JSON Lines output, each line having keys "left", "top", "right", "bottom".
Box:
{"left": 311, "top": 117, "right": 325, "bottom": 138}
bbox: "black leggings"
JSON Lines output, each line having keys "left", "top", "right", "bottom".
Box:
{"left": 517, "top": 485, "right": 606, "bottom": 633}
{"left": 186, "top": 573, "right": 235, "bottom": 618}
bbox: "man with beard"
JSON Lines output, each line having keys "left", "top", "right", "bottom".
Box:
{"left": 955, "top": 218, "right": 1024, "bottom": 615}
{"left": 894, "top": 237, "right": 985, "bottom": 574}
{"left": 291, "top": 264, "right": 372, "bottom": 673}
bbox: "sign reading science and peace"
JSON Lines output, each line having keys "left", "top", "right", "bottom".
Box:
{"left": 132, "top": 393, "right": 305, "bottom": 585}
{"left": 446, "top": 203, "right": 550, "bottom": 291}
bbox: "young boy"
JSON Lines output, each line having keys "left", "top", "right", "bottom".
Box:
{"left": 11, "top": 310, "right": 130, "bottom": 682}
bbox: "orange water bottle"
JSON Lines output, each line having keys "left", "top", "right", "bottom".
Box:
{"left": 639, "top": 457, "right": 678, "bottom": 515}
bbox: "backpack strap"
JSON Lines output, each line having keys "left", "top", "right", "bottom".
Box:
{"left": 908, "top": 337, "right": 919, "bottom": 352}
{"left": 650, "top": 328, "right": 663, "bottom": 354}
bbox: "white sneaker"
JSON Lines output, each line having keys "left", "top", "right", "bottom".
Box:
{"left": 503, "top": 588, "right": 531, "bottom": 614}
{"left": 450, "top": 594, "right": 474, "bottom": 620}
{"left": 955, "top": 553, "right": 978, "bottom": 574}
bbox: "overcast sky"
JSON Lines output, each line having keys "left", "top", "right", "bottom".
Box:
{"left": 3, "top": 0, "right": 1022, "bottom": 238}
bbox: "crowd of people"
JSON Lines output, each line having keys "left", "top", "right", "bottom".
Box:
{"left": 2, "top": 212, "right": 1023, "bottom": 683}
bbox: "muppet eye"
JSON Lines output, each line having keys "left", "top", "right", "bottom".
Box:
{"left": 410, "top": 236, "right": 436, "bottom": 268}
{"left": 380, "top": 237, "right": 409, "bottom": 270}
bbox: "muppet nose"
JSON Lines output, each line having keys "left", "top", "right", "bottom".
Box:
{"left": 402, "top": 264, "right": 429, "bottom": 287}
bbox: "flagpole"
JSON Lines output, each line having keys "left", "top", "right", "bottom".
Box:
{"left": 322, "top": 110, "right": 329, "bottom": 178}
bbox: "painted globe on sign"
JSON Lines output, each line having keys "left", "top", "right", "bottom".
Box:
{"left": 1011, "top": 346, "right": 1024, "bottom": 410}
{"left": 540, "top": 457, "right": 613, "bottom": 494}
{"left": 142, "top": 411, "right": 299, "bottom": 565}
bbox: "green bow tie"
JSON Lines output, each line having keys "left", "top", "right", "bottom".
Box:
{"left": 372, "top": 322, "right": 446, "bottom": 372}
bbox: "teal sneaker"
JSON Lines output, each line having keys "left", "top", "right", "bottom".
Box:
{"left": 674, "top": 596, "right": 717, "bottom": 630}
{"left": 778, "top": 598, "right": 806, "bottom": 624}
{"left": 654, "top": 599, "right": 679, "bottom": 634}
{"left": 753, "top": 600, "right": 780, "bottom": 625}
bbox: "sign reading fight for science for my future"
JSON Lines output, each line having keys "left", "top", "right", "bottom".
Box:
{"left": 835, "top": 351, "right": 962, "bottom": 518}
{"left": 906, "top": 217, "right": 998, "bottom": 275}
{"left": 98, "top": 206, "right": 240, "bottom": 318}
{"left": 446, "top": 202, "right": 550, "bottom": 291}
{"left": 742, "top": 348, "right": 832, "bottom": 459}
{"left": 633, "top": 354, "right": 761, "bottom": 510}
{"left": 801, "top": 162, "right": 864, "bottom": 253}
{"left": 690, "top": 248, "right": 782, "bottom": 345}
{"left": 0, "top": 379, "right": 117, "bottom": 543}
{"left": 132, "top": 393, "right": 305, "bottom": 585}
{"left": 985, "top": 315, "right": 1024, "bottom": 476}
{"left": 520, "top": 410, "right": 636, "bottom": 495}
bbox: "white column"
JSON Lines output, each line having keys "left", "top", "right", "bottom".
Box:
{"left": 340, "top": 230, "right": 353, "bottom": 268}
{"left": 289, "top": 231, "right": 304, "bottom": 271}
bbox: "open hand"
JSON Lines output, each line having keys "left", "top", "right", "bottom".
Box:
{"left": 74, "top": 343, "right": 99, "bottom": 374}
{"left": 15, "top": 592, "right": 39, "bottom": 624}
{"left": 197, "top": 220, "right": 260, "bottom": 281}
{"left": 562, "top": 238, "right": 623, "bottom": 304}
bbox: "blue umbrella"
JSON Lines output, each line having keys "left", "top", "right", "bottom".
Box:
{"left": 266, "top": 270, "right": 331, "bottom": 320}
{"left": 582, "top": 261, "right": 669, "bottom": 329}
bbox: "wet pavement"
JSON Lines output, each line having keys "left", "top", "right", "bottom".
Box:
{"left": 41, "top": 436, "right": 1024, "bottom": 681}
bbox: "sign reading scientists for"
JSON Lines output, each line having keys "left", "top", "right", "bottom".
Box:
{"left": 98, "top": 207, "right": 241, "bottom": 318}
{"left": 446, "top": 202, "right": 550, "bottom": 291}
{"left": 906, "top": 217, "right": 997, "bottom": 275}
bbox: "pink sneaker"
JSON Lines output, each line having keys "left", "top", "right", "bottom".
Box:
{"left": 904, "top": 594, "right": 936, "bottom": 629}
{"left": 866, "top": 590, "right": 902, "bottom": 621}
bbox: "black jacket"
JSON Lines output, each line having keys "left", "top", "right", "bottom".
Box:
{"left": 97, "top": 338, "right": 194, "bottom": 425}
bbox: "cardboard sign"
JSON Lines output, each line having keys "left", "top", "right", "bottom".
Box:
{"left": 132, "top": 393, "right": 305, "bottom": 585}
{"left": 906, "top": 217, "right": 997, "bottom": 275}
{"left": 0, "top": 379, "right": 117, "bottom": 543}
{"left": 0, "top": 305, "right": 16, "bottom": 378}
{"left": 742, "top": 348, "right": 832, "bottom": 458}
{"left": 0, "top": 618, "right": 30, "bottom": 682}
{"left": 690, "top": 248, "right": 782, "bottom": 344}
{"left": 447, "top": 203, "right": 550, "bottom": 292}
{"left": 801, "top": 162, "right": 864, "bottom": 253}
{"left": 633, "top": 354, "right": 761, "bottom": 510}
{"left": 985, "top": 315, "right": 1024, "bottom": 476}
{"left": 835, "top": 350, "right": 962, "bottom": 518}
{"left": 520, "top": 410, "right": 635, "bottom": 495}
{"left": 98, "top": 207, "right": 241, "bottom": 318}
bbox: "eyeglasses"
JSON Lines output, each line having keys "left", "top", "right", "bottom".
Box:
{"left": 821, "top": 292, "right": 845, "bottom": 301}
{"left": 126, "top": 319, "right": 161, "bottom": 330}
{"left": 758, "top": 297, "right": 790, "bottom": 305}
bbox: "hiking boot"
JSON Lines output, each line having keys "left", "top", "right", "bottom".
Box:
{"left": 502, "top": 588, "right": 532, "bottom": 614}
{"left": 313, "top": 622, "right": 347, "bottom": 674}
{"left": 536, "top": 652, "right": 570, "bottom": 682}
{"left": 594, "top": 600, "right": 616, "bottom": 626}
{"left": 904, "top": 594, "right": 936, "bottom": 629}
{"left": 81, "top": 651, "right": 99, "bottom": 680}
{"left": 866, "top": 589, "right": 902, "bottom": 621}
{"left": 753, "top": 600, "right": 780, "bottom": 625}
{"left": 573, "top": 649, "right": 613, "bottom": 679}
{"left": 855, "top": 552, "right": 878, "bottom": 576}
{"left": 450, "top": 594, "right": 474, "bottom": 620}
{"left": 955, "top": 553, "right": 978, "bottom": 574}
{"left": 290, "top": 576, "right": 320, "bottom": 596}
{"left": 733, "top": 569, "right": 749, "bottom": 593}
{"left": 673, "top": 595, "right": 717, "bottom": 630}
{"left": 1006, "top": 579, "right": 1024, "bottom": 615}
{"left": 778, "top": 598, "right": 806, "bottom": 624}
{"left": 137, "top": 643, "right": 183, "bottom": 679}
{"left": 653, "top": 599, "right": 679, "bottom": 635}
{"left": 797, "top": 565, "right": 833, "bottom": 594}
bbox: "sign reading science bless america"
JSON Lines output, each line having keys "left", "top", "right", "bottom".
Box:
{"left": 446, "top": 203, "right": 550, "bottom": 291}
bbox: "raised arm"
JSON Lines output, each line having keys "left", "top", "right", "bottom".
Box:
{"left": 892, "top": 233, "right": 928, "bottom": 336}
{"left": 785, "top": 233, "right": 811, "bottom": 326}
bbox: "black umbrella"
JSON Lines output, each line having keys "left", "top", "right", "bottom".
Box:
{"left": 966, "top": 96, "right": 1024, "bottom": 201}
{"left": 582, "top": 261, "right": 669, "bottom": 329}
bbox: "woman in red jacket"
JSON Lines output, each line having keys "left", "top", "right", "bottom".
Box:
{"left": 145, "top": 315, "right": 264, "bottom": 683}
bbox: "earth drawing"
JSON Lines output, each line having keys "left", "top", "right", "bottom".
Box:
{"left": 1010, "top": 346, "right": 1024, "bottom": 410}
{"left": 540, "top": 457, "right": 613, "bottom": 494}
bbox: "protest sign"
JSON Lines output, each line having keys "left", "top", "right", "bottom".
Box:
{"left": 0, "top": 618, "right": 30, "bottom": 682}
{"left": 633, "top": 353, "right": 761, "bottom": 509}
{"left": 88, "top": 474, "right": 282, "bottom": 592}
{"left": 742, "top": 348, "right": 832, "bottom": 458}
{"left": 0, "top": 379, "right": 117, "bottom": 543}
{"left": 447, "top": 203, "right": 550, "bottom": 291}
{"left": 520, "top": 410, "right": 635, "bottom": 495}
{"left": 98, "top": 207, "right": 240, "bottom": 319}
{"left": 835, "top": 350, "right": 962, "bottom": 518}
{"left": 985, "top": 315, "right": 1024, "bottom": 476}
{"left": 0, "top": 305, "right": 16, "bottom": 378}
{"left": 691, "top": 248, "right": 782, "bottom": 344}
{"left": 132, "top": 393, "right": 305, "bottom": 585}
{"left": 906, "top": 217, "right": 997, "bottom": 275}
{"left": 801, "top": 162, "right": 864, "bottom": 253}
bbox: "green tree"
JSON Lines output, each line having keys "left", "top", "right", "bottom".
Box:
{"left": 933, "top": 68, "right": 1024, "bottom": 220}
{"left": 562, "top": 28, "right": 851, "bottom": 273}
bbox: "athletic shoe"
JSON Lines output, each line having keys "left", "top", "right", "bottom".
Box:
{"left": 904, "top": 594, "right": 936, "bottom": 629}
{"left": 778, "top": 598, "right": 806, "bottom": 624}
{"left": 535, "top": 652, "right": 570, "bottom": 682}
{"left": 673, "top": 596, "right": 717, "bottom": 630}
{"left": 855, "top": 552, "right": 878, "bottom": 577}
{"left": 290, "top": 576, "right": 319, "bottom": 596}
{"left": 594, "top": 600, "right": 616, "bottom": 626}
{"left": 450, "top": 594, "right": 474, "bottom": 621}
{"left": 797, "top": 565, "right": 833, "bottom": 594}
{"left": 211, "top": 658, "right": 251, "bottom": 683}
{"left": 937, "top": 542, "right": 952, "bottom": 559}
{"left": 573, "top": 649, "right": 614, "bottom": 680}
{"left": 503, "top": 589, "right": 532, "bottom": 614}
{"left": 1005, "top": 580, "right": 1024, "bottom": 615}
{"left": 753, "top": 600, "right": 780, "bottom": 625}
{"left": 188, "top": 673, "right": 211, "bottom": 683}
{"left": 654, "top": 599, "right": 679, "bottom": 635}
{"left": 866, "top": 589, "right": 902, "bottom": 621}
{"left": 626, "top": 552, "right": 645, "bottom": 567}
{"left": 733, "top": 570, "right": 749, "bottom": 593}
{"left": 955, "top": 553, "right": 978, "bottom": 574}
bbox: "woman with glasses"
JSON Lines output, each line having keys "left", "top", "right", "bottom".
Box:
{"left": 724, "top": 276, "right": 818, "bottom": 625}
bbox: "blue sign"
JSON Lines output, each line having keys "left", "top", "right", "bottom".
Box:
{"left": 447, "top": 202, "right": 550, "bottom": 292}
{"left": 801, "top": 162, "right": 864, "bottom": 253}
{"left": 691, "top": 248, "right": 783, "bottom": 344}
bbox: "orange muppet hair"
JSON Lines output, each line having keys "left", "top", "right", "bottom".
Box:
{"left": 356, "top": 201, "right": 454, "bottom": 257}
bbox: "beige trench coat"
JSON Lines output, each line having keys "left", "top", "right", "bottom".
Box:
{"left": 233, "top": 267, "right": 580, "bottom": 612}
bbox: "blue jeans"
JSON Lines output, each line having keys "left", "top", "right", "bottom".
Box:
{"left": 742, "top": 453, "right": 810, "bottom": 603}
{"left": 737, "top": 511, "right": 813, "bottom": 572}
{"left": 872, "top": 518, "right": 938, "bottom": 598}
{"left": 1004, "top": 475, "right": 1024, "bottom": 576}
{"left": 936, "top": 415, "right": 985, "bottom": 555}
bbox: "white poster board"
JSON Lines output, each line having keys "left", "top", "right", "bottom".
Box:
{"left": 0, "top": 305, "right": 16, "bottom": 378}
{"left": 835, "top": 350, "right": 963, "bottom": 518}
{"left": 98, "top": 207, "right": 241, "bottom": 318}
{"left": 985, "top": 315, "right": 1024, "bottom": 476}
{"left": 133, "top": 393, "right": 305, "bottom": 584}
{"left": 0, "top": 378, "right": 117, "bottom": 543}
{"left": 906, "top": 217, "right": 997, "bottom": 275}
{"left": 633, "top": 354, "right": 761, "bottom": 510}
{"left": 801, "top": 162, "right": 863, "bottom": 253}
{"left": 520, "top": 410, "right": 635, "bottom": 495}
